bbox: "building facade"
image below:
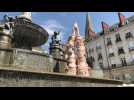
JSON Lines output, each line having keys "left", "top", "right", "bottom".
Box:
{"left": 85, "top": 14, "right": 134, "bottom": 82}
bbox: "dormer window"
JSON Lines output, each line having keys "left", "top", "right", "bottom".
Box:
{"left": 126, "top": 20, "right": 129, "bottom": 24}
{"left": 107, "top": 38, "right": 112, "bottom": 46}
{"left": 109, "top": 24, "right": 119, "bottom": 32}
{"left": 115, "top": 34, "right": 122, "bottom": 43}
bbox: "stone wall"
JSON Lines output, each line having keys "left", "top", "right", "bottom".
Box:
{"left": 0, "top": 67, "right": 123, "bottom": 87}
{"left": 0, "top": 48, "right": 67, "bottom": 73}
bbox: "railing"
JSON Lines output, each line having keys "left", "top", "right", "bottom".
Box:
{"left": 109, "top": 53, "right": 115, "bottom": 57}
{"left": 103, "top": 61, "right": 134, "bottom": 70}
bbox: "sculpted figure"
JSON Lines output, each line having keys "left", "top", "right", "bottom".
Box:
{"left": 65, "top": 22, "right": 91, "bottom": 77}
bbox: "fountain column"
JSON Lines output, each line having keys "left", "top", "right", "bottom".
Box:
{"left": 74, "top": 22, "right": 91, "bottom": 77}
{"left": 75, "top": 36, "right": 91, "bottom": 76}
{"left": 65, "top": 34, "right": 77, "bottom": 75}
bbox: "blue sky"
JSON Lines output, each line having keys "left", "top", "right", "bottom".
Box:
{"left": 0, "top": 12, "right": 134, "bottom": 52}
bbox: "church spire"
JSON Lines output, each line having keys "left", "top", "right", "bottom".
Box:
{"left": 85, "top": 12, "right": 95, "bottom": 42}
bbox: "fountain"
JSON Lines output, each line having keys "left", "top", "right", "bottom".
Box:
{"left": 12, "top": 12, "right": 49, "bottom": 50}
{"left": 0, "top": 12, "right": 66, "bottom": 73}
{"left": 49, "top": 31, "right": 66, "bottom": 72}
{"left": 64, "top": 33, "right": 77, "bottom": 75}
{"left": 65, "top": 22, "right": 91, "bottom": 77}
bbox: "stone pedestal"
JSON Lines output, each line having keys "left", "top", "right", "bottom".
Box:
{"left": 65, "top": 35, "right": 77, "bottom": 75}
{"left": 65, "top": 50, "right": 77, "bottom": 75}
{"left": 0, "top": 24, "right": 12, "bottom": 49}
{"left": 65, "top": 22, "right": 91, "bottom": 77}
{"left": 76, "top": 37, "right": 91, "bottom": 77}
{"left": 91, "top": 70, "right": 104, "bottom": 78}
{"left": 65, "top": 66, "right": 77, "bottom": 75}
{"left": 77, "top": 66, "right": 90, "bottom": 77}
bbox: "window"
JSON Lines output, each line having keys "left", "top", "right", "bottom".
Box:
{"left": 87, "top": 56, "right": 95, "bottom": 68}
{"left": 124, "top": 74, "right": 131, "bottom": 81}
{"left": 127, "top": 56, "right": 133, "bottom": 63}
{"left": 118, "top": 47, "right": 125, "bottom": 55}
{"left": 126, "top": 32, "right": 133, "bottom": 39}
{"left": 99, "top": 62, "right": 103, "bottom": 69}
{"left": 89, "top": 48, "right": 94, "bottom": 53}
{"left": 107, "top": 38, "right": 112, "bottom": 46}
{"left": 98, "top": 53, "right": 103, "bottom": 60}
{"left": 91, "top": 56, "right": 95, "bottom": 62}
{"left": 115, "top": 76, "right": 120, "bottom": 80}
{"left": 128, "top": 41, "right": 134, "bottom": 51}
{"left": 120, "top": 58, "right": 127, "bottom": 66}
{"left": 122, "top": 74, "right": 126, "bottom": 80}
{"left": 133, "top": 55, "right": 134, "bottom": 60}
{"left": 100, "top": 31, "right": 104, "bottom": 35}
{"left": 109, "top": 48, "right": 114, "bottom": 57}
{"left": 111, "top": 64, "right": 116, "bottom": 68}
{"left": 111, "top": 59, "right": 116, "bottom": 68}
{"left": 115, "top": 34, "right": 122, "bottom": 43}
{"left": 96, "top": 43, "right": 101, "bottom": 50}
{"left": 109, "top": 24, "right": 119, "bottom": 32}
{"left": 109, "top": 53, "right": 115, "bottom": 57}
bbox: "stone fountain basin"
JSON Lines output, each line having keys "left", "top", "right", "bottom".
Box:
{"left": 13, "top": 19, "right": 49, "bottom": 46}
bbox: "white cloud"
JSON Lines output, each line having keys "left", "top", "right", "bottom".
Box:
{"left": 41, "top": 19, "right": 68, "bottom": 43}
{"left": 41, "top": 19, "right": 67, "bottom": 52}
{"left": 41, "top": 19, "right": 65, "bottom": 36}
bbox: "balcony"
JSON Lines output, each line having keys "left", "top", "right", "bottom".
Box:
{"left": 103, "top": 61, "right": 134, "bottom": 70}
{"left": 109, "top": 53, "right": 115, "bottom": 57}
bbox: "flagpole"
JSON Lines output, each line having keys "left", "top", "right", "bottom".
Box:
{"left": 103, "top": 35, "right": 112, "bottom": 79}
{"left": 101, "top": 21, "right": 112, "bottom": 79}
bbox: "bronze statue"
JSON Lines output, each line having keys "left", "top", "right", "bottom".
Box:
{"left": 51, "top": 31, "right": 60, "bottom": 44}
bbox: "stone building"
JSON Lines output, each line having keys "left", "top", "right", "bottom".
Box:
{"left": 85, "top": 13, "right": 134, "bottom": 82}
